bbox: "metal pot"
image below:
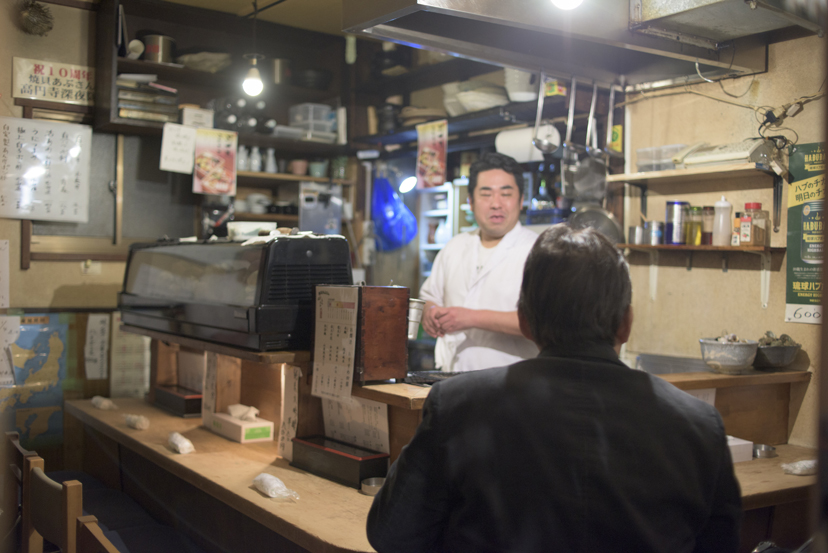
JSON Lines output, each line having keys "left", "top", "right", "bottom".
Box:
{"left": 142, "top": 35, "right": 175, "bottom": 63}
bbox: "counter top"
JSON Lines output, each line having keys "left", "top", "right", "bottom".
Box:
{"left": 353, "top": 370, "right": 812, "bottom": 409}
{"left": 65, "top": 398, "right": 373, "bottom": 553}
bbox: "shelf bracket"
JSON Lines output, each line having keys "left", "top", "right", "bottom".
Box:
{"left": 649, "top": 250, "right": 659, "bottom": 301}
{"left": 745, "top": 250, "right": 772, "bottom": 309}
{"left": 686, "top": 251, "right": 693, "bottom": 271}
{"left": 773, "top": 174, "right": 783, "bottom": 233}
{"left": 721, "top": 253, "right": 728, "bottom": 273}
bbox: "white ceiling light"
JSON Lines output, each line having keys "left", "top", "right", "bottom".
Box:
{"left": 551, "top": 0, "right": 583, "bottom": 9}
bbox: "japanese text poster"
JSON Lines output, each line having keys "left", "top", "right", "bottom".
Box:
{"left": 416, "top": 119, "right": 447, "bottom": 189}
{"left": 786, "top": 142, "right": 824, "bottom": 324}
{"left": 13, "top": 58, "right": 94, "bottom": 106}
{"left": 192, "top": 128, "right": 237, "bottom": 196}
{"left": 0, "top": 117, "right": 91, "bottom": 222}
{"left": 311, "top": 286, "right": 358, "bottom": 401}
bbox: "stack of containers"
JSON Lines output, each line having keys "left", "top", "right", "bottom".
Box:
{"left": 274, "top": 103, "right": 337, "bottom": 143}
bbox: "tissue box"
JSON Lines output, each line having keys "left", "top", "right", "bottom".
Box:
{"left": 204, "top": 412, "right": 274, "bottom": 444}
{"left": 727, "top": 435, "right": 754, "bottom": 463}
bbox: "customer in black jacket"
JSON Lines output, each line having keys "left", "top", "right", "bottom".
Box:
{"left": 367, "top": 225, "right": 742, "bottom": 553}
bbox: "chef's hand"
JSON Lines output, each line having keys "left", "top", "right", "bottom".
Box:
{"left": 422, "top": 302, "right": 445, "bottom": 338}
{"left": 433, "top": 307, "right": 474, "bottom": 335}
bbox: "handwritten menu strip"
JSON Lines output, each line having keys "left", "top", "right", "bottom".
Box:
{"left": 0, "top": 317, "right": 20, "bottom": 387}
{"left": 160, "top": 123, "right": 197, "bottom": 174}
{"left": 0, "top": 240, "right": 8, "bottom": 309}
{"left": 109, "top": 312, "right": 150, "bottom": 398}
{"left": 0, "top": 117, "right": 91, "bottom": 222}
{"left": 84, "top": 314, "right": 110, "bottom": 380}
{"left": 311, "top": 286, "right": 359, "bottom": 401}
{"left": 278, "top": 365, "right": 302, "bottom": 461}
{"left": 201, "top": 352, "right": 218, "bottom": 416}
{"left": 322, "top": 396, "right": 389, "bottom": 454}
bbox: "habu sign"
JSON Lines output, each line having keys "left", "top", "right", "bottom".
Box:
{"left": 13, "top": 57, "right": 95, "bottom": 106}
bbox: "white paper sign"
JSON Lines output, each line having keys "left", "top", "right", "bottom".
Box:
{"left": 278, "top": 365, "right": 302, "bottom": 461}
{"left": 0, "top": 117, "right": 91, "bottom": 222}
{"left": 311, "top": 286, "right": 359, "bottom": 401}
{"left": 109, "top": 312, "right": 150, "bottom": 398}
{"left": 0, "top": 240, "right": 9, "bottom": 308}
{"left": 13, "top": 57, "right": 94, "bottom": 106}
{"left": 0, "top": 316, "right": 20, "bottom": 387}
{"left": 84, "top": 314, "right": 110, "bottom": 380}
{"left": 684, "top": 387, "right": 716, "bottom": 407}
{"left": 323, "top": 396, "right": 389, "bottom": 454}
{"left": 160, "top": 123, "right": 197, "bottom": 174}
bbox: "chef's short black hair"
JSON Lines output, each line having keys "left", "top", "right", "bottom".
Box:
{"left": 518, "top": 225, "right": 631, "bottom": 348}
{"left": 468, "top": 152, "right": 524, "bottom": 199}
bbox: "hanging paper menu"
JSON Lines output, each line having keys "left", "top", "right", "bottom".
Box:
{"left": 416, "top": 119, "right": 447, "bottom": 189}
{"left": 0, "top": 117, "right": 91, "bottom": 222}
{"left": 311, "top": 286, "right": 358, "bottom": 401}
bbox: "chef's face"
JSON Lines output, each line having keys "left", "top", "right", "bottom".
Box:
{"left": 469, "top": 169, "right": 522, "bottom": 243}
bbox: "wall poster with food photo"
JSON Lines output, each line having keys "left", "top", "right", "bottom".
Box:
{"left": 193, "top": 128, "right": 237, "bottom": 196}
{"left": 416, "top": 119, "right": 447, "bottom": 189}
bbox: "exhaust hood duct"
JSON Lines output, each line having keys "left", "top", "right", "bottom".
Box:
{"left": 342, "top": 0, "right": 822, "bottom": 90}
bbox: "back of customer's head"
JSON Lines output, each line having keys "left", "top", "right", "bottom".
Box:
{"left": 468, "top": 152, "right": 524, "bottom": 198}
{"left": 518, "top": 225, "right": 631, "bottom": 348}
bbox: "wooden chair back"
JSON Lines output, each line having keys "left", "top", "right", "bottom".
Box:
{"left": 22, "top": 455, "right": 82, "bottom": 553}
{"left": 3, "top": 431, "right": 36, "bottom": 550}
{"left": 76, "top": 515, "right": 119, "bottom": 553}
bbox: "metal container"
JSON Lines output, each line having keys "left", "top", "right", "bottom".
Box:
{"left": 273, "top": 58, "right": 291, "bottom": 84}
{"left": 407, "top": 299, "right": 426, "bottom": 340}
{"left": 665, "top": 201, "right": 689, "bottom": 245}
{"left": 645, "top": 221, "right": 664, "bottom": 245}
{"left": 699, "top": 339, "right": 758, "bottom": 375}
{"left": 142, "top": 35, "right": 175, "bottom": 63}
{"left": 628, "top": 226, "right": 645, "bottom": 245}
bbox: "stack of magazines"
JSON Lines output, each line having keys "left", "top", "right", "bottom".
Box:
{"left": 116, "top": 74, "right": 179, "bottom": 123}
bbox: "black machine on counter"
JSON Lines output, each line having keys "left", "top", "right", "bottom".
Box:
{"left": 119, "top": 234, "right": 353, "bottom": 351}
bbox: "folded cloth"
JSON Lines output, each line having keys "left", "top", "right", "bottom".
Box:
{"left": 91, "top": 396, "right": 118, "bottom": 410}
{"left": 124, "top": 414, "right": 150, "bottom": 430}
{"left": 169, "top": 432, "right": 195, "bottom": 454}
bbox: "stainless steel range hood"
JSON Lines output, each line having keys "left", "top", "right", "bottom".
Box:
{"left": 342, "top": 0, "right": 822, "bottom": 90}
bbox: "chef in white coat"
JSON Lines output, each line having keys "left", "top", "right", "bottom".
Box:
{"left": 420, "top": 152, "right": 539, "bottom": 372}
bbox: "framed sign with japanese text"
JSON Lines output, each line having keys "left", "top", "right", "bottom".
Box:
{"left": 785, "top": 142, "right": 824, "bottom": 324}
{"left": 13, "top": 58, "right": 94, "bottom": 107}
{"left": 0, "top": 117, "right": 91, "bottom": 223}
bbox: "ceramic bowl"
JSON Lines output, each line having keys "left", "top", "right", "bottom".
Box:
{"left": 699, "top": 339, "right": 759, "bottom": 375}
{"left": 753, "top": 344, "right": 801, "bottom": 369}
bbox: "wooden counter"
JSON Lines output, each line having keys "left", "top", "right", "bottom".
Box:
{"left": 65, "top": 398, "right": 373, "bottom": 553}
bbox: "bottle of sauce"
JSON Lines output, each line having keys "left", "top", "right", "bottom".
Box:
{"left": 684, "top": 206, "right": 703, "bottom": 245}
{"left": 712, "top": 196, "right": 732, "bottom": 246}
{"left": 701, "top": 206, "right": 715, "bottom": 245}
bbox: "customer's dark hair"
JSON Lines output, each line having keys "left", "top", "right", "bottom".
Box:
{"left": 518, "top": 225, "right": 631, "bottom": 348}
{"left": 468, "top": 152, "right": 524, "bottom": 198}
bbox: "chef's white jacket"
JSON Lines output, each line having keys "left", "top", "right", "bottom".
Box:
{"left": 419, "top": 222, "right": 540, "bottom": 372}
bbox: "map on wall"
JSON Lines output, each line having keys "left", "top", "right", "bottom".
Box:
{"left": 0, "top": 314, "right": 67, "bottom": 450}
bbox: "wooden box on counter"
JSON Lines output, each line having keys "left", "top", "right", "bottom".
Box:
{"left": 354, "top": 286, "right": 409, "bottom": 382}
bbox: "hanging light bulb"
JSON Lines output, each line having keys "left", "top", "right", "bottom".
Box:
{"left": 243, "top": 57, "right": 263, "bottom": 96}
{"left": 551, "top": 0, "right": 583, "bottom": 9}
{"left": 242, "top": 0, "right": 264, "bottom": 97}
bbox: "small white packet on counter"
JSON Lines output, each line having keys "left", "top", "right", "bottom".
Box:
{"left": 124, "top": 414, "right": 149, "bottom": 430}
{"left": 228, "top": 403, "right": 259, "bottom": 421}
{"left": 253, "top": 473, "right": 299, "bottom": 500}
{"left": 168, "top": 432, "right": 195, "bottom": 454}
{"left": 782, "top": 459, "right": 817, "bottom": 476}
{"left": 91, "top": 396, "right": 118, "bottom": 410}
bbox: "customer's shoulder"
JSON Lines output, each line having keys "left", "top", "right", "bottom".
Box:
{"left": 649, "top": 374, "right": 723, "bottom": 424}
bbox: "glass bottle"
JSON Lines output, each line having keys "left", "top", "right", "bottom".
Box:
{"left": 249, "top": 146, "right": 262, "bottom": 172}
{"left": 701, "top": 206, "right": 715, "bottom": 245}
{"left": 237, "top": 145, "right": 249, "bottom": 172}
{"left": 684, "top": 206, "right": 702, "bottom": 246}
{"left": 265, "top": 148, "right": 277, "bottom": 173}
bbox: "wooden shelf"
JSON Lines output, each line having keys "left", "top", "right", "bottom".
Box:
{"left": 620, "top": 244, "right": 786, "bottom": 253}
{"left": 237, "top": 171, "right": 353, "bottom": 186}
{"left": 233, "top": 213, "right": 299, "bottom": 223}
{"left": 606, "top": 163, "right": 773, "bottom": 185}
